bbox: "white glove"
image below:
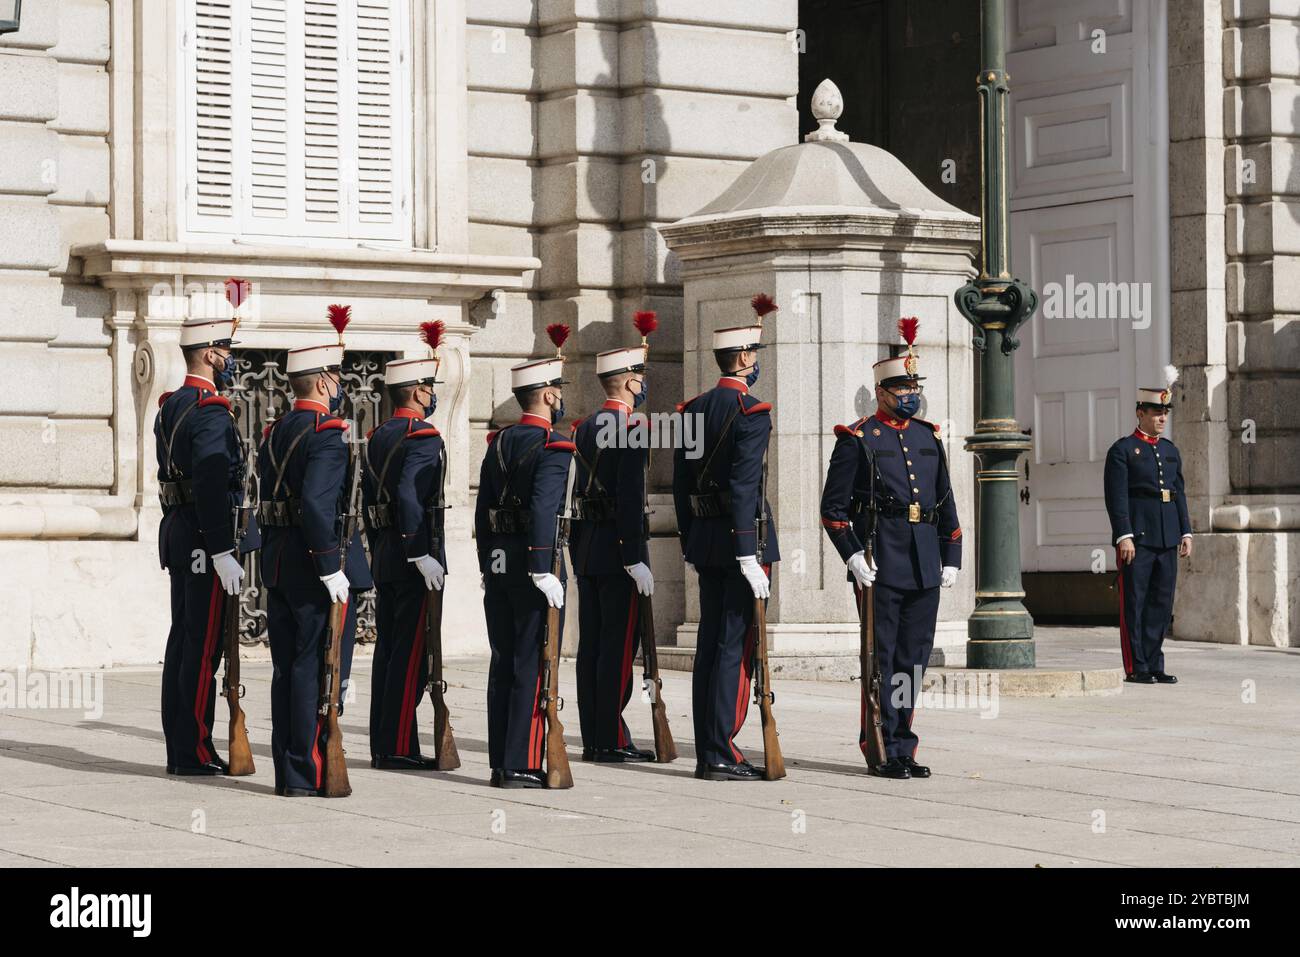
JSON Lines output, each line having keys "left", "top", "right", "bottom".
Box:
{"left": 737, "top": 555, "right": 770, "bottom": 599}
{"left": 319, "top": 570, "right": 350, "bottom": 604}
{"left": 624, "top": 562, "right": 655, "bottom": 597}
{"left": 941, "top": 565, "right": 959, "bottom": 588}
{"left": 847, "top": 550, "right": 877, "bottom": 588}
{"left": 212, "top": 551, "right": 244, "bottom": 596}
{"left": 410, "top": 554, "right": 445, "bottom": 591}
{"left": 530, "top": 572, "right": 564, "bottom": 609}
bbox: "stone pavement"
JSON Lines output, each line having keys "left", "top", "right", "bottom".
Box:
{"left": 0, "top": 628, "right": 1297, "bottom": 868}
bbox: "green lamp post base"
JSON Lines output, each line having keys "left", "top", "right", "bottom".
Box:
{"left": 967, "top": 638, "right": 1036, "bottom": 670}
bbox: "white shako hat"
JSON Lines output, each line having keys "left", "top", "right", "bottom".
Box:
{"left": 874, "top": 316, "right": 924, "bottom": 386}
{"left": 712, "top": 293, "right": 776, "bottom": 353}
{"left": 511, "top": 322, "right": 571, "bottom": 391}
{"left": 179, "top": 317, "right": 239, "bottom": 349}
{"left": 595, "top": 346, "right": 646, "bottom": 376}
{"left": 287, "top": 304, "right": 350, "bottom": 377}
{"left": 384, "top": 320, "right": 446, "bottom": 387}
{"left": 1137, "top": 366, "right": 1179, "bottom": 408}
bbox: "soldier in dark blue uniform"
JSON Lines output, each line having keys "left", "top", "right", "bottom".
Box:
{"left": 474, "top": 326, "right": 576, "bottom": 788}
{"left": 569, "top": 313, "right": 658, "bottom": 763}
{"left": 1104, "top": 369, "right": 1192, "bottom": 684}
{"left": 672, "top": 295, "right": 780, "bottom": 782}
{"left": 155, "top": 315, "right": 260, "bottom": 775}
{"left": 819, "top": 319, "right": 961, "bottom": 779}
{"left": 363, "top": 323, "right": 448, "bottom": 770}
{"left": 256, "top": 311, "right": 372, "bottom": 797}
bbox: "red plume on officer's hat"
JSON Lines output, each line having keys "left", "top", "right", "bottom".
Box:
{"left": 633, "top": 310, "right": 658, "bottom": 347}
{"left": 420, "top": 320, "right": 445, "bottom": 354}
{"left": 546, "top": 322, "right": 571, "bottom": 357}
{"left": 327, "top": 304, "right": 352, "bottom": 344}
{"left": 898, "top": 317, "right": 920, "bottom": 376}
{"left": 225, "top": 278, "right": 251, "bottom": 312}
{"left": 750, "top": 293, "right": 778, "bottom": 320}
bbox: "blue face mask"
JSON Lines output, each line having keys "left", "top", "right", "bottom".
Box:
{"left": 744, "top": 361, "right": 760, "bottom": 388}
{"left": 632, "top": 377, "right": 648, "bottom": 409}
{"left": 327, "top": 376, "right": 346, "bottom": 416}
{"left": 551, "top": 397, "right": 565, "bottom": 424}
{"left": 893, "top": 393, "right": 921, "bottom": 419}
{"left": 213, "top": 352, "right": 236, "bottom": 390}
{"left": 421, "top": 387, "right": 437, "bottom": 418}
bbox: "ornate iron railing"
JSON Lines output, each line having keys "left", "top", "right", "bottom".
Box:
{"left": 227, "top": 349, "right": 394, "bottom": 646}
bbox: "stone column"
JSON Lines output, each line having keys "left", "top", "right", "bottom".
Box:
{"left": 662, "top": 83, "right": 981, "bottom": 675}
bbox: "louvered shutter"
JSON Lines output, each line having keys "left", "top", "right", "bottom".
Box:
{"left": 184, "top": 0, "right": 237, "bottom": 230}
{"left": 182, "top": 0, "right": 411, "bottom": 243}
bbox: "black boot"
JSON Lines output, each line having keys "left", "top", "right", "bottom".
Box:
{"left": 371, "top": 755, "right": 439, "bottom": 770}
{"left": 1126, "top": 672, "right": 1155, "bottom": 684}
{"left": 1153, "top": 672, "right": 1178, "bottom": 684}
{"left": 868, "top": 757, "right": 911, "bottom": 779}
{"left": 899, "top": 755, "right": 930, "bottom": 778}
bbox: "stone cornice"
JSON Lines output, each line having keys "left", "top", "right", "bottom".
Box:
{"left": 72, "top": 240, "right": 540, "bottom": 301}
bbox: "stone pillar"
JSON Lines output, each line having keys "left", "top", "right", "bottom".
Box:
{"left": 1173, "top": 0, "right": 1298, "bottom": 647}
{"left": 661, "top": 83, "right": 981, "bottom": 674}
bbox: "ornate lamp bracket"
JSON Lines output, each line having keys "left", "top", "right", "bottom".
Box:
{"left": 954, "top": 277, "right": 1038, "bottom": 355}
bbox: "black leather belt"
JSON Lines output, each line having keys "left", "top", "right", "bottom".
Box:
{"left": 689, "top": 490, "right": 732, "bottom": 518}
{"left": 574, "top": 495, "right": 616, "bottom": 522}
{"left": 854, "top": 500, "right": 938, "bottom": 524}
{"left": 257, "top": 499, "right": 304, "bottom": 527}
{"left": 1130, "top": 488, "right": 1176, "bottom": 503}
{"left": 159, "top": 480, "right": 194, "bottom": 507}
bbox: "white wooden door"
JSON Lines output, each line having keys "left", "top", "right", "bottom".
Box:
{"left": 1006, "top": 0, "right": 1170, "bottom": 572}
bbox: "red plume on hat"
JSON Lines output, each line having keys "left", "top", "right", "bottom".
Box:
{"left": 898, "top": 316, "right": 920, "bottom": 375}
{"left": 633, "top": 310, "right": 658, "bottom": 352}
{"left": 420, "top": 320, "right": 445, "bottom": 354}
{"left": 751, "top": 293, "right": 778, "bottom": 321}
{"left": 546, "top": 322, "right": 571, "bottom": 358}
{"left": 327, "top": 304, "right": 352, "bottom": 345}
{"left": 225, "top": 278, "right": 251, "bottom": 313}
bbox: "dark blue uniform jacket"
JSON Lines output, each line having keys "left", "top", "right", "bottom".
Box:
{"left": 671, "top": 378, "right": 780, "bottom": 568}
{"left": 1103, "top": 430, "right": 1192, "bottom": 549}
{"left": 154, "top": 374, "right": 261, "bottom": 571}
{"left": 569, "top": 400, "right": 650, "bottom": 575}
{"left": 819, "top": 412, "right": 961, "bottom": 591}
{"left": 362, "top": 408, "right": 447, "bottom": 584}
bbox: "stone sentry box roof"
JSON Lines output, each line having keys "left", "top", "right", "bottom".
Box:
{"left": 662, "top": 79, "right": 978, "bottom": 258}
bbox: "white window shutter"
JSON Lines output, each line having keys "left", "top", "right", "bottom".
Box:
{"left": 346, "top": 0, "right": 411, "bottom": 241}
{"left": 181, "top": 0, "right": 411, "bottom": 244}
{"left": 185, "top": 0, "right": 237, "bottom": 231}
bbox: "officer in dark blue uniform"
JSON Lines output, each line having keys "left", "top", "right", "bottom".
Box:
{"left": 475, "top": 327, "right": 576, "bottom": 788}
{"left": 819, "top": 320, "right": 961, "bottom": 779}
{"left": 363, "top": 324, "right": 448, "bottom": 770}
{"left": 256, "top": 312, "right": 372, "bottom": 797}
{"left": 155, "top": 315, "right": 261, "bottom": 775}
{"left": 569, "top": 313, "right": 658, "bottom": 763}
{"left": 672, "top": 295, "right": 780, "bottom": 782}
{"left": 1104, "top": 370, "right": 1192, "bottom": 684}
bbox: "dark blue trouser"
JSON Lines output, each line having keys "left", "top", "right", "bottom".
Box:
{"left": 576, "top": 573, "right": 640, "bottom": 752}
{"left": 867, "top": 582, "right": 940, "bottom": 760}
{"left": 483, "top": 575, "right": 564, "bottom": 771}
{"left": 266, "top": 585, "right": 357, "bottom": 792}
{"left": 693, "top": 565, "right": 760, "bottom": 767}
{"left": 161, "top": 567, "right": 226, "bottom": 770}
{"left": 1118, "top": 544, "right": 1177, "bottom": 676}
{"left": 370, "top": 577, "right": 430, "bottom": 759}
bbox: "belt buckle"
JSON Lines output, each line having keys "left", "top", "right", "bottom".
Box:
{"left": 908, "top": 502, "right": 921, "bottom": 523}
{"left": 1161, "top": 489, "right": 1171, "bottom": 503}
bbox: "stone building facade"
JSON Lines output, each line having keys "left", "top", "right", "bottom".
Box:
{"left": 0, "top": 0, "right": 1294, "bottom": 670}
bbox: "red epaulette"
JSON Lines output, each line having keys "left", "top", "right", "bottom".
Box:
{"left": 157, "top": 391, "right": 174, "bottom": 408}
{"left": 316, "top": 416, "right": 348, "bottom": 433}
{"left": 408, "top": 426, "right": 440, "bottom": 438}
{"left": 262, "top": 422, "right": 275, "bottom": 441}
{"left": 914, "top": 417, "right": 941, "bottom": 437}
{"left": 834, "top": 416, "right": 868, "bottom": 437}
{"left": 950, "top": 528, "right": 962, "bottom": 541}
{"left": 545, "top": 434, "right": 577, "bottom": 452}
{"left": 198, "top": 394, "right": 232, "bottom": 411}
{"left": 569, "top": 417, "right": 585, "bottom": 433}
{"left": 487, "top": 424, "right": 510, "bottom": 444}
{"left": 739, "top": 393, "right": 772, "bottom": 415}
{"left": 675, "top": 392, "right": 704, "bottom": 414}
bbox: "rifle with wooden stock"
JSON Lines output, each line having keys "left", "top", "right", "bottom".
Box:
{"left": 856, "top": 450, "right": 887, "bottom": 766}
{"left": 638, "top": 451, "right": 676, "bottom": 763}
{"left": 424, "top": 444, "right": 459, "bottom": 771}
{"left": 752, "top": 457, "right": 785, "bottom": 780}
{"left": 538, "top": 458, "right": 575, "bottom": 789}
{"left": 221, "top": 440, "right": 258, "bottom": 777}
{"left": 319, "top": 442, "right": 363, "bottom": 798}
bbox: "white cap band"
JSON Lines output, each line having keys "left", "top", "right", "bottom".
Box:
{"left": 511, "top": 357, "right": 565, "bottom": 391}
{"left": 383, "top": 357, "right": 440, "bottom": 387}
{"left": 595, "top": 346, "right": 646, "bottom": 377}
{"left": 286, "top": 342, "right": 344, "bottom": 377}
{"left": 712, "top": 325, "right": 764, "bottom": 352}
{"left": 180, "top": 317, "right": 238, "bottom": 349}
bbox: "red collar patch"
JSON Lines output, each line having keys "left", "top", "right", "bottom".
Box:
{"left": 293, "top": 399, "right": 330, "bottom": 415}
{"left": 716, "top": 377, "right": 748, "bottom": 394}
{"left": 1132, "top": 428, "right": 1159, "bottom": 446}
{"left": 519, "top": 412, "right": 552, "bottom": 430}
{"left": 602, "top": 399, "right": 631, "bottom": 413}
{"left": 183, "top": 374, "right": 216, "bottom": 393}
{"left": 393, "top": 408, "right": 423, "bottom": 421}
{"left": 874, "top": 410, "right": 910, "bottom": 431}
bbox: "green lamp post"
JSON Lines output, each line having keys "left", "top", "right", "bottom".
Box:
{"left": 955, "top": 0, "right": 1037, "bottom": 668}
{"left": 0, "top": 1, "right": 22, "bottom": 35}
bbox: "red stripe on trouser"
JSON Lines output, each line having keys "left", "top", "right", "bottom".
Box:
{"left": 729, "top": 621, "right": 756, "bottom": 762}
{"left": 396, "top": 594, "right": 428, "bottom": 755}
{"left": 311, "top": 717, "right": 324, "bottom": 790}
{"left": 193, "top": 575, "right": 223, "bottom": 764}
{"left": 528, "top": 671, "right": 544, "bottom": 770}
{"left": 854, "top": 585, "right": 870, "bottom": 757}
{"left": 1115, "top": 565, "right": 1133, "bottom": 675}
{"left": 617, "top": 595, "right": 638, "bottom": 747}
